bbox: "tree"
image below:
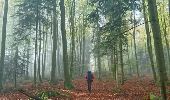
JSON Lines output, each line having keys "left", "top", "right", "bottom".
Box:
{"left": 119, "top": 37, "right": 124, "bottom": 84}
{"left": 142, "top": 0, "right": 157, "bottom": 82}
{"left": 147, "top": 0, "right": 167, "bottom": 99}
{"left": 169, "top": 0, "right": 170, "bottom": 28}
{"left": 133, "top": 8, "right": 139, "bottom": 77}
{"left": 60, "top": 0, "right": 73, "bottom": 89}
{"left": 162, "top": 17, "right": 170, "bottom": 75}
{"left": 14, "top": 46, "right": 18, "bottom": 88}
{"left": 0, "top": 0, "right": 9, "bottom": 90}
{"left": 70, "top": 0, "right": 76, "bottom": 79}
{"left": 33, "top": 0, "right": 39, "bottom": 85}
{"left": 37, "top": 20, "right": 42, "bottom": 83}
{"left": 51, "top": 0, "right": 58, "bottom": 84}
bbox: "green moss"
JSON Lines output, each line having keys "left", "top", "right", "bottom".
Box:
{"left": 149, "top": 93, "right": 160, "bottom": 100}
{"left": 64, "top": 82, "right": 74, "bottom": 89}
{"left": 36, "top": 90, "right": 61, "bottom": 99}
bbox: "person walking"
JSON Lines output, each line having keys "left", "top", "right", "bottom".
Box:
{"left": 85, "top": 71, "right": 94, "bottom": 93}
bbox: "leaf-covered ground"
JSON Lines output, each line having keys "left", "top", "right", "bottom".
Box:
{"left": 0, "top": 76, "right": 170, "bottom": 100}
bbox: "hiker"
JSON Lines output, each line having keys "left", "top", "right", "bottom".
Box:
{"left": 85, "top": 71, "right": 94, "bottom": 93}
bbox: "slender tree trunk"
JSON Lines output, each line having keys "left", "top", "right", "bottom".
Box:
{"left": 51, "top": 0, "right": 58, "bottom": 83}
{"left": 14, "top": 46, "right": 18, "bottom": 88}
{"left": 70, "top": 0, "right": 75, "bottom": 79}
{"left": 38, "top": 21, "right": 42, "bottom": 83}
{"left": 60, "top": 0, "right": 73, "bottom": 89}
{"left": 42, "top": 25, "right": 45, "bottom": 80}
{"left": 42, "top": 18, "right": 48, "bottom": 79}
{"left": 110, "top": 50, "right": 115, "bottom": 80}
{"left": 133, "top": 10, "right": 139, "bottom": 77}
{"left": 130, "top": 38, "right": 134, "bottom": 73}
{"left": 79, "top": 34, "right": 82, "bottom": 75}
{"left": 169, "top": 0, "right": 170, "bottom": 71}
{"left": 169, "top": 0, "right": 170, "bottom": 27}
{"left": 0, "top": 0, "right": 8, "bottom": 90}
{"left": 42, "top": 31, "right": 47, "bottom": 80}
{"left": 41, "top": 25, "right": 44, "bottom": 80}
{"left": 81, "top": 16, "right": 86, "bottom": 76}
{"left": 22, "top": 50, "right": 26, "bottom": 77}
{"left": 57, "top": 40, "right": 61, "bottom": 77}
{"left": 127, "top": 44, "right": 132, "bottom": 76}
{"left": 147, "top": 0, "right": 167, "bottom": 99}
{"left": 97, "top": 33, "right": 101, "bottom": 80}
{"left": 96, "top": 19, "right": 101, "bottom": 80}
{"left": 80, "top": 37, "right": 82, "bottom": 75}
{"left": 115, "top": 45, "right": 119, "bottom": 87}
{"left": 81, "top": 20, "right": 86, "bottom": 76}
{"left": 142, "top": 0, "right": 157, "bottom": 82}
{"left": 55, "top": 19, "right": 59, "bottom": 78}
{"left": 26, "top": 41, "right": 30, "bottom": 79}
{"left": 119, "top": 38, "right": 124, "bottom": 85}
{"left": 113, "top": 46, "right": 117, "bottom": 80}
{"left": 33, "top": 0, "right": 39, "bottom": 85}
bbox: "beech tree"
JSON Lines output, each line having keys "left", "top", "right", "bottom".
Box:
{"left": 0, "top": 0, "right": 8, "bottom": 90}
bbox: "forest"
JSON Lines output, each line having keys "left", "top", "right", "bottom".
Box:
{"left": 0, "top": 0, "right": 170, "bottom": 99}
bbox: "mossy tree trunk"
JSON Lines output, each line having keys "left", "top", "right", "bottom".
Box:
{"left": 38, "top": 20, "right": 42, "bottom": 83}
{"left": 142, "top": 0, "right": 157, "bottom": 82}
{"left": 133, "top": 10, "right": 139, "bottom": 77}
{"left": 147, "top": 0, "right": 167, "bottom": 99}
{"left": 119, "top": 38, "right": 124, "bottom": 85}
{"left": 60, "top": 0, "right": 73, "bottom": 89}
{"left": 51, "top": 0, "right": 58, "bottom": 84}
{"left": 14, "top": 46, "right": 18, "bottom": 88}
{"left": 0, "top": 0, "right": 8, "bottom": 90}
{"left": 33, "top": 0, "right": 40, "bottom": 85}
{"left": 70, "top": 0, "right": 75, "bottom": 79}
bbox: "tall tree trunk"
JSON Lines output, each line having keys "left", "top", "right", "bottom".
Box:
{"left": 33, "top": 0, "right": 39, "bottom": 85}
{"left": 57, "top": 40, "right": 61, "bottom": 77}
{"left": 26, "top": 41, "right": 30, "bottom": 79}
{"left": 51, "top": 0, "right": 58, "bottom": 83}
{"left": 119, "top": 39, "right": 124, "bottom": 85}
{"left": 115, "top": 45, "right": 119, "bottom": 87}
{"left": 111, "top": 44, "right": 117, "bottom": 80}
{"left": 97, "top": 31, "right": 101, "bottom": 80}
{"left": 113, "top": 46, "right": 117, "bottom": 80}
{"left": 0, "top": 0, "right": 8, "bottom": 90}
{"left": 14, "top": 46, "right": 18, "bottom": 88}
{"left": 60, "top": 0, "right": 73, "bottom": 89}
{"left": 82, "top": 16, "right": 86, "bottom": 76}
{"left": 147, "top": 0, "right": 167, "bottom": 99}
{"left": 142, "top": 0, "right": 157, "bottom": 82}
{"left": 79, "top": 34, "right": 82, "bottom": 75}
{"left": 169, "top": 0, "right": 170, "bottom": 27}
{"left": 133, "top": 10, "right": 139, "bottom": 77}
{"left": 70, "top": 0, "right": 75, "bottom": 79}
{"left": 127, "top": 44, "right": 132, "bottom": 76}
{"left": 41, "top": 25, "right": 44, "bottom": 80}
{"left": 22, "top": 49, "right": 26, "bottom": 77}
{"left": 161, "top": 0, "right": 170, "bottom": 75}
{"left": 110, "top": 50, "right": 115, "bottom": 80}
{"left": 162, "top": 18, "right": 170, "bottom": 75}
{"left": 38, "top": 21, "right": 42, "bottom": 83}
{"left": 42, "top": 25, "right": 45, "bottom": 80}
{"left": 130, "top": 38, "right": 134, "bottom": 73}
{"left": 42, "top": 16, "right": 48, "bottom": 79}
{"left": 96, "top": 18, "right": 101, "bottom": 80}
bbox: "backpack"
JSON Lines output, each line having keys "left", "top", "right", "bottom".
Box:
{"left": 87, "top": 71, "right": 92, "bottom": 80}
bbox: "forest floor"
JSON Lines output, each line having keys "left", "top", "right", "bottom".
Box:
{"left": 0, "top": 76, "right": 170, "bottom": 100}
